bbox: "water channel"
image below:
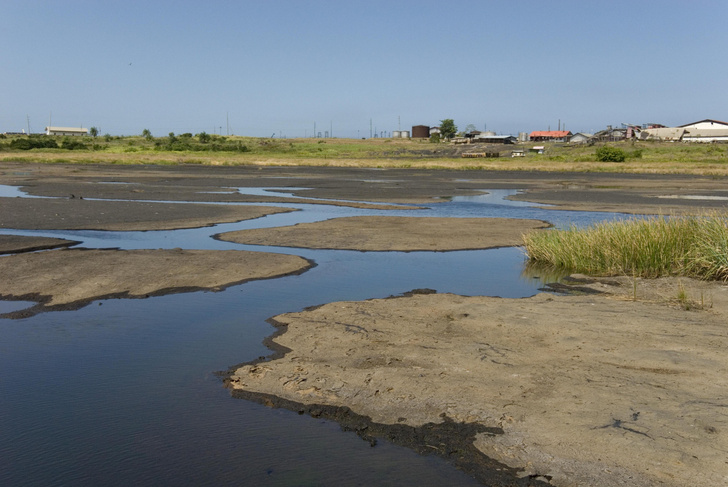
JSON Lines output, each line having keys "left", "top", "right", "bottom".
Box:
{"left": 0, "top": 186, "right": 629, "bottom": 486}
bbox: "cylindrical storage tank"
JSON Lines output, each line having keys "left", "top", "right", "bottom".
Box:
{"left": 412, "top": 125, "right": 430, "bottom": 138}
{"left": 484, "top": 131, "right": 496, "bottom": 136}
{"left": 401, "top": 130, "right": 410, "bottom": 138}
{"left": 518, "top": 132, "right": 529, "bottom": 142}
{"left": 392, "top": 130, "right": 401, "bottom": 138}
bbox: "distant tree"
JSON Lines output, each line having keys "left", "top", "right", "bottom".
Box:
{"left": 168, "top": 132, "right": 177, "bottom": 143}
{"left": 89, "top": 126, "right": 98, "bottom": 137}
{"left": 142, "top": 128, "right": 152, "bottom": 140}
{"left": 429, "top": 133, "right": 441, "bottom": 144}
{"left": 197, "top": 131, "right": 211, "bottom": 143}
{"left": 464, "top": 124, "right": 477, "bottom": 134}
{"left": 439, "top": 119, "right": 457, "bottom": 141}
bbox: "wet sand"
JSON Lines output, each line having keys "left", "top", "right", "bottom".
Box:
{"left": 227, "top": 278, "right": 728, "bottom": 487}
{"left": 217, "top": 216, "right": 550, "bottom": 251}
{"left": 0, "top": 234, "right": 78, "bottom": 254}
{"left": 0, "top": 248, "right": 312, "bottom": 318}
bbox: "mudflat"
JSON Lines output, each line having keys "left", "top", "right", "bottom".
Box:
{"left": 0, "top": 248, "right": 312, "bottom": 318}
{"left": 3, "top": 162, "right": 728, "bottom": 486}
{"left": 228, "top": 277, "right": 728, "bottom": 487}
{"left": 0, "top": 234, "right": 77, "bottom": 254}
{"left": 217, "top": 216, "right": 550, "bottom": 251}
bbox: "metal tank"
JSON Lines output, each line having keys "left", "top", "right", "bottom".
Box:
{"left": 412, "top": 125, "right": 430, "bottom": 138}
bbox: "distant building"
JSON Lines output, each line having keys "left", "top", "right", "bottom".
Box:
{"left": 679, "top": 119, "right": 728, "bottom": 130}
{"left": 472, "top": 133, "right": 517, "bottom": 144}
{"left": 682, "top": 129, "right": 728, "bottom": 142}
{"left": 593, "top": 126, "right": 627, "bottom": 142}
{"left": 45, "top": 126, "right": 88, "bottom": 136}
{"left": 569, "top": 133, "right": 593, "bottom": 144}
{"left": 529, "top": 130, "right": 572, "bottom": 142}
{"left": 640, "top": 127, "right": 685, "bottom": 141}
{"left": 677, "top": 120, "right": 728, "bottom": 142}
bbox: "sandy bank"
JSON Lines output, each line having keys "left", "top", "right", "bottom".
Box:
{"left": 0, "top": 248, "right": 312, "bottom": 317}
{"left": 217, "top": 216, "right": 550, "bottom": 251}
{"left": 228, "top": 277, "right": 728, "bottom": 487}
{"left": 0, "top": 196, "right": 294, "bottom": 231}
{"left": 0, "top": 234, "right": 78, "bottom": 254}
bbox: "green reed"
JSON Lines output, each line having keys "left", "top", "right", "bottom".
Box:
{"left": 523, "top": 215, "right": 728, "bottom": 280}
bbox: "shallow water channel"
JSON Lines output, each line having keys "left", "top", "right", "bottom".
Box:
{"left": 0, "top": 188, "right": 627, "bottom": 486}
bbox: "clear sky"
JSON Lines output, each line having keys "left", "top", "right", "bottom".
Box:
{"left": 2, "top": 0, "right": 726, "bottom": 138}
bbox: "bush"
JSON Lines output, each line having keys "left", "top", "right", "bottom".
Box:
{"left": 61, "top": 138, "right": 87, "bottom": 150}
{"left": 595, "top": 146, "right": 626, "bottom": 162}
{"left": 10, "top": 136, "right": 59, "bottom": 150}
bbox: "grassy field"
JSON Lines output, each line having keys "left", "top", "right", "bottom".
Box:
{"left": 1, "top": 133, "right": 728, "bottom": 174}
{"left": 523, "top": 215, "right": 728, "bottom": 280}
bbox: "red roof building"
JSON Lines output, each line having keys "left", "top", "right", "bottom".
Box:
{"left": 529, "top": 130, "right": 572, "bottom": 141}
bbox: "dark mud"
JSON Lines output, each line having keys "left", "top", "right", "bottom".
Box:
{"left": 228, "top": 389, "right": 551, "bottom": 487}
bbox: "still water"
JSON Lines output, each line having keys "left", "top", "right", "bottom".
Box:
{"left": 0, "top": 188, "right": 627, "bottom": 486}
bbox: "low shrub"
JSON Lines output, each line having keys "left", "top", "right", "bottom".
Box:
{"left": 61, "top": 138, "right": 88, "bottom": 150}
{"left": 10, "top": 137, "right": 59, "bottom": 150}
{"left": 595, "top": 146, "right": 626, "bottom": 162}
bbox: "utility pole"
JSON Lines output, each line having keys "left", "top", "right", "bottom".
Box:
{"left": 370, "top": 119, "right": 372, "bottom": 139}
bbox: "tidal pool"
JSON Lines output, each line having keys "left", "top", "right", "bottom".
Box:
{"left": 0, "top": 188, "right": 627, "bottom": 486}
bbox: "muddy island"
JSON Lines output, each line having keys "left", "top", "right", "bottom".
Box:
{"left": 217, "top": 216, "right": 550, "bottom": 251}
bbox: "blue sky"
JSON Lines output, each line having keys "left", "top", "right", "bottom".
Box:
{"left": 2, "top": 0, "right": 726, "bottom": 137}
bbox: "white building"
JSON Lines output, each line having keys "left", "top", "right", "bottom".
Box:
{"left": 45, "top": 126, "right": 88, "bottom": 136}
{"left": 679, "top": 119, "right": 728, "bottom": 142}
{"left": 679, "top": 119, "right": 728, "bottom": 130}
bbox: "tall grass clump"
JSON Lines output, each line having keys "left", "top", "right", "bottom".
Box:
{"left": 687, "top": 216, "right": 728, "bottom": 280}
{"left": 523, "top": 214, "right": 728, "bottom": 280}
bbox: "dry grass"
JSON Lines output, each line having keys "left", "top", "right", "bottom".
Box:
{"left": 1, "top": 136, "right": 728, "bottom": 175}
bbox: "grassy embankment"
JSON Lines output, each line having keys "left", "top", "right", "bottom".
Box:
{"left": 523, "top": 215, "right": 728, "bottom": 280}
{"left": 1, "top": 133, "right": 728, "bottom": 174}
